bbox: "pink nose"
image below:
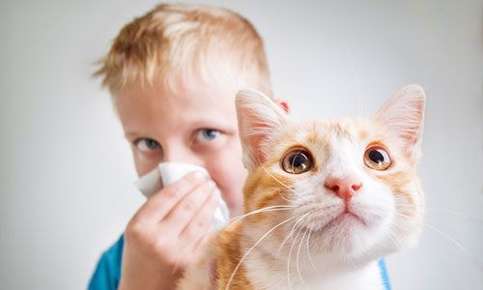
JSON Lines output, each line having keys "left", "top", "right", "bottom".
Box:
{"left": 324, "top": 176, "right": 362, "bottom": 200}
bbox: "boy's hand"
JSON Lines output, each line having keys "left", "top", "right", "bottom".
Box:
{"left": 119, "top": 172, "right": 218, "bottom": 290}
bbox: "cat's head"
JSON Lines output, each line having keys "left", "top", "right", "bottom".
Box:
{"left": 235, "top": 85, "right": 425, "bottom": 267}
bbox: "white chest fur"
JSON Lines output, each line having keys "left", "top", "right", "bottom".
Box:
{"left": 245, "top": 255, "right": 384, "bottom": 290}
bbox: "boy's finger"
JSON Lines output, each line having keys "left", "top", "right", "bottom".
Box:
{"left": 187, "top": 225, "right": 214, "bottom": 261}
{"left": 178, "top": 189, "right": 217, "bottom": 241}
{"left": 178, "top": 200, "right": 216, "bottom": 262}
{"left": 192, "top": 231, "right": 211, "bottom": 252}
{"left": 133, "top": 171, "right": 207, "bottom": 222}
{"left": 163, "top": 179, "right": 216, "bottom": 236}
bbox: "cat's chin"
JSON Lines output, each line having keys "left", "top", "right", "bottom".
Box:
{"left": 308, "top": 210, "right": 368, "bottom": 234}
{"left": 305, "top": 211, "right": 384, "bottom": 257}
{"left": 327, "top": 212, "right": 367, "bottom": 229}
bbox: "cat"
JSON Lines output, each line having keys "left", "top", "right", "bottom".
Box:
{"left": 178, "top": 84, "right": 426, "bottom": 290}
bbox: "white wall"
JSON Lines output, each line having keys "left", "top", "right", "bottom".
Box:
{"left": 1, "top": 0, "right": 482, "bottom": 289}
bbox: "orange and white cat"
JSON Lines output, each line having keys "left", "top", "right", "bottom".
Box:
{"left": 178, "top": 85, "right": 426, "bottom": 290}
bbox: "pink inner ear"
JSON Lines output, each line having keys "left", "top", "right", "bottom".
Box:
{"left": 375, "top": 85, "right": 426, "bottom": 158}
{"left": 405, "top": 101, "right": 424, "bottom": 146}
{"left": 241, "top": 118, "right": 272, "bottom": 166}
{"left": 280, "top": 101, "right": 289, "bottom": 113}
{"left": 236, "top": 89, "right": 289, "bottom": 169}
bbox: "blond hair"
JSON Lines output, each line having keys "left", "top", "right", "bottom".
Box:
{"left": 95, "top": 3, "right": 272, "bottom": 98}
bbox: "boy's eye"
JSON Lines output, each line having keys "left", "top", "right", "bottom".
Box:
{"left": 135, "top": 138, "right": 161, "bottom": 152}
{"left": 195, "top": 129, "right": 221, "bottom": 142}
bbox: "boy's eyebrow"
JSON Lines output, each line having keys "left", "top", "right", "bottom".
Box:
{"left": 187, "top": 116, "right": 240, "bottom": 134}
{"left": 123, "top": 120, "right": 237, "bottom": 139}
{"left": 192, "top": 119, "right": 236, "bottom": 130}
{"left": 124, "top": 131, "right": 145, "bottom": 140}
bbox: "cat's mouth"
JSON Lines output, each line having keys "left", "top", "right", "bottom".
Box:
{"left": 309, "top": 208, "right": 368, "bottom": 235}
{"left": 329, "top": 211, "right": 367, "bottom": 228}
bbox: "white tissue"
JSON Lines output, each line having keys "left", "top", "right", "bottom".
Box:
{"left": 134, "top": 162, "right": 229, "bottom": 230}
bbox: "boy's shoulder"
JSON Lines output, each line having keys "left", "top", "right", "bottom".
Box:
{"left": 88, "top": 235, "right": 124, "bottom": 290}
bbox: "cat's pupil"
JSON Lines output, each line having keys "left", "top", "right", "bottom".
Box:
{"left": 281, "top": 149, "right": 313, "bottom": 174}
{"left": 368, "top": 150, "right": 384, "bottom": 164}
{"left": 290, "top": 153, "right": 308, "bottom": 169}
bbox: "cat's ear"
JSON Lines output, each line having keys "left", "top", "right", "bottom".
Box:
{"left": 236, "top": 89, "right": 289, "bottom": 171}
{"left": 375, "top": 84, "right": 426, "bottom": 159}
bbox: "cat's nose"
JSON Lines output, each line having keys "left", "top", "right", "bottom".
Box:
{"left": 324, "top": 176, "right": 362, "bottom": 200}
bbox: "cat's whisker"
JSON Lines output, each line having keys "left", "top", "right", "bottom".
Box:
{"left": 296, "top": 229, "right": 309, "bottom": 286}
{"left": 278, "top": 219, "right": 301, "bottom": 254}
{"left": 396, "top": 205, "right": 483, "bottom": 224}
{"left": 392, "top": 212, "right": 483, "bottom": 270}
{"left": 225, "top": 215, "right": 299, "bottom": 290}
{"left": 286, "top": 228, "right": 299, "bottom": 290}
{"left": 260, "top": 165, "right": 298, "bottom": 202}
{"left": 305, "top": 227, "right": 317, "bottom": 272}
{"left": 286, "top": 212, "right": 312, "bottom": 290}
{"left": 422, "top": 223, "right": 476, "bottom": 260}
{"left": 424, "top": 223, "right": 483, "bottom": 272}
{"left": 278, "top": 210, "right": 313, "bottom": 254}
{"left": 387, "top": 231, "right": 402, "bottom": 250}
{"left": 230, "top": 205, "right": 296, "bottom": 225}
{"left": 249, "top": 152, "right": 295, "bottom": 202}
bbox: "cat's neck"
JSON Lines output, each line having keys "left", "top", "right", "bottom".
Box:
{"left": 239, "top": 224, "right": 385, "bottom": 290}
{"left": 244, "top": 249, "right": 383, "bottom": 290}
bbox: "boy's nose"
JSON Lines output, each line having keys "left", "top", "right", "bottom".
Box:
{"left": 163, "top": 147, "right": 204, "bottom": 167}
{"left": 324, "top": 176, "right": 362, "bottom": 201}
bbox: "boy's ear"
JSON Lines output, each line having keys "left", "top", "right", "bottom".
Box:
{"left": 236, "top": 89, "right": 289, "bottom": 171}
{"left": 374, "top": 84, "right": 426, "bottom": 159}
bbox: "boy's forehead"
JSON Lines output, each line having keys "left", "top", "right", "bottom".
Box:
{"left": 118, "top": 80, "right": 235, "bottom": 109}
{"left": 115, "top": 80, "right": 238, "bottom": 133}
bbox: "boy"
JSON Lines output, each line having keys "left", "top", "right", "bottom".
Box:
{"left": 89, "top": 4, "right": 274, "bottom": 290}
{"left": 89, "top": 3, "right": 390, "bottom": 290}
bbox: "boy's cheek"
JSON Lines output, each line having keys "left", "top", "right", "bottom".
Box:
{"left": 205, "top": 150, "right": 246, "bottom": 216}
{"left": 223, "top": 168, "right": 247, "bottom": 216}
{"left": 210, "top": 168, "right": 246, "bottom": 215}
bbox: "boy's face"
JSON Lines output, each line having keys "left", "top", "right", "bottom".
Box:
{"left": 115, "top": 79, "right": 246, "bottom": 216}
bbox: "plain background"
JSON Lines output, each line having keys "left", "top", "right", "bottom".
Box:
{"left": 1, "top": 0, "right": 482, "bottom": 289}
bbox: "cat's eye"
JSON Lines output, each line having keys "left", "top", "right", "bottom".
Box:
{"left": 281, "top": 148, "right": 314, "bottom": 174}
{"left": 364, "top": 145, "right": 392, "bottom": 170}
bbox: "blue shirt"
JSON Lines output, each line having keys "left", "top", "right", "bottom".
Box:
{"left": 88, "top": 234, "right": 392, "bottom": 290}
